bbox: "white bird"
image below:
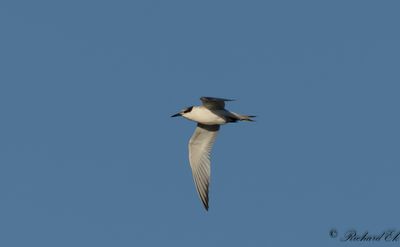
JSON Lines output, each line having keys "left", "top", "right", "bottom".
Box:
{"left": 171, "top": 97, "right": 255, "bottom": 210}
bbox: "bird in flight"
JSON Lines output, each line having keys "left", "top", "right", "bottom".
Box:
{"left": 171, "top": 97, "right": 255, "bottom": 211}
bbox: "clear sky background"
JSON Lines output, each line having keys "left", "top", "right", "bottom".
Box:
{"left": 1, "top": 1, "right": 399, "bottom": 246}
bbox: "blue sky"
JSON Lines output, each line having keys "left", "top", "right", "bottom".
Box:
{"left": 1, "top": 1, "right": 399, "bottom": 246}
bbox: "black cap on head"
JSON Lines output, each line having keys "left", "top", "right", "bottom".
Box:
{"left": 183, "top": 106, "right": 193, "bottom": 113}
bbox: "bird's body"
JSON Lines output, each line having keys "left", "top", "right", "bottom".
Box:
{"left": 171, "top": 97, "right": 255, "bottom": 211}
{"left": 182, "top": 106, "right": 234, "bottom": 125}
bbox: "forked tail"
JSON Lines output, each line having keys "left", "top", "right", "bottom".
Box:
{"left": 232, "top": 113, "right": 256, "bottom": 122}
{"left": 240, "top": 115, "right": 256, "bottom": 122}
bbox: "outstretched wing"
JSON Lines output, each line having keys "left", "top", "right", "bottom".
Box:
{"left": 188, "top": 123, "right": 220, "bottom": 210}
{"left": 200, "top": 96, "right": 234, "bottom": 110}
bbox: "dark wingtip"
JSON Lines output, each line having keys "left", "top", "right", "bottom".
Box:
{"left": 201, "top": 193, "right": 209, "bottom": 211}
{"left": 200, "top": 96, "right": 235, "bottom": 101}
{"left": 248, "top": 116, "right": 256, "bottom": 121}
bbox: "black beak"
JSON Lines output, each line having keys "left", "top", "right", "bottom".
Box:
{"left": 171, "top": 113, "right": 181, "bottom": 117}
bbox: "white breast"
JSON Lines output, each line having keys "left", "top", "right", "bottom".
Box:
{"left": 183, "top": 107, "right": 226, "bottom": 125}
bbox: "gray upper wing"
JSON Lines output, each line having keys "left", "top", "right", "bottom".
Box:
{"left": 188, "top": 123, "right": 220, "bottom": 210}
{"left": 200, "top": 96, "right": 234, "bottom": 110}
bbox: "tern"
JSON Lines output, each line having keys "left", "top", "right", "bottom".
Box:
{"left": 171, "top": 97, "right": 255, "bottom": 211}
